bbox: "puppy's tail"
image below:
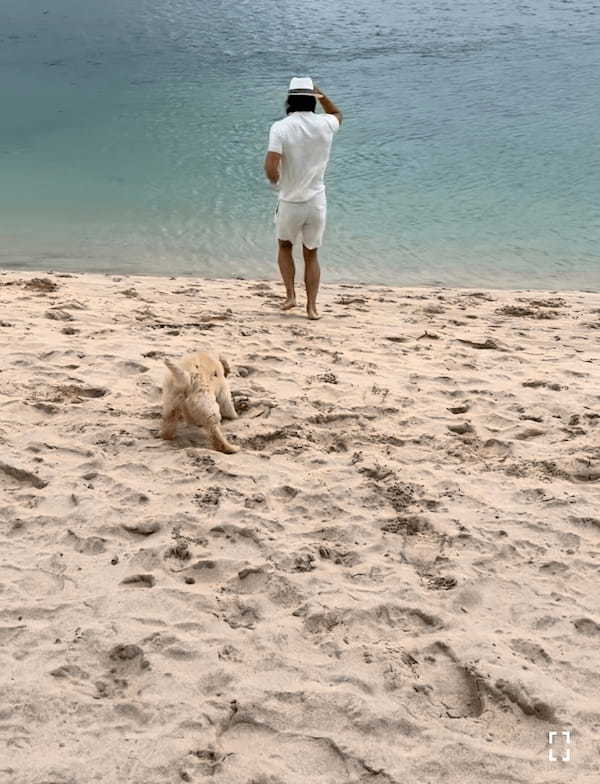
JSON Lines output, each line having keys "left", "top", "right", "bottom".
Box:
{"left": 164, "top": 359, "right": 190, "bottom": 391}
{"left": 219, "top": 355, "right": 231, "bottom": 377}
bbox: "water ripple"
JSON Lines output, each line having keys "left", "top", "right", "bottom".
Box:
{"left": 0, "top": 0, "right": 599, "bottom": 288}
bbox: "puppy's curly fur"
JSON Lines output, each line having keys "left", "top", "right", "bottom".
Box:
{"left": 160, "top": 351, "right": 239, "bottom": 453}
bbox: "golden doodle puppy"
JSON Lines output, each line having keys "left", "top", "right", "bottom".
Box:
{"left": 161, "top": 351, "right": 239, "bottom": 453}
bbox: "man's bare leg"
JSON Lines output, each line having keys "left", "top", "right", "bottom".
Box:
{"left": 277, "top": 240, "right": 296, "bottom": 310}
{"left": 303, "top": 245, "right": 321, "bottom": 320}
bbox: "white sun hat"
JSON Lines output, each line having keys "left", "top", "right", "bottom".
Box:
{"left": 287, "top": 77, "right": 322, "bottom": 97}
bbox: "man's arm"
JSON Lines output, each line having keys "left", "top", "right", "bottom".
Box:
{"left": 314, "top": 86, "right": 343, "bottom": 126}
{"left": 265, "top": 123, "right": 283, "bottom": 184}
{"left": 264, "top": 151, "right": 281, "bottom": 185}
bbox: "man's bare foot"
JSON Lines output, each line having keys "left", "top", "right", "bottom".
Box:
{"left": 307, "top": 306, "right": 321, "bottom": 320}
{"left": 281, "top": 297, "right": 297, "bottom": 311}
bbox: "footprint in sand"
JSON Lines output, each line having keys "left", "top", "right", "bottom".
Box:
{"left": 49, "top": 384, "right": 108, "bottom": 402}
{"left": 383, "top": 515, "right": 447, "bottom": 571}
{"left": 515, "top": 426, "right": 545, "bottom": 440}
{"left": 509, "top": 639, "right": 552, "bottom": 665}
{"left": 50, "top": 664, "right": 91, "bottom": 682}
{"left": 5, "top": 564, "right": 66, "bottom": 597}
{"left": 222, "top": 599, "right": 261, "bottom": 629}
{"left": 121, "top": 520, "right": 161, "bottom": 536}
{"left": 214, "top": 718, "right": 354, "bottom": 782}
{"left": 0, "top": 459, "right": 48, "bottom": 489}
{"left": 414, "top": 642, "right": 484, "bottom": 719}
{"left": 318, "top": 546, "right": 361, "bottom": 568}
{"left": 229, "top": 566, "right": 270, "bottom": 594}
{"left": 64, "top": 529, "right": 107, "bottom": 554}
{"left": 44, "top": 306, "right": 74, "bottom": 322}
{"left": 236, "top": 365, "right": 258, "bottom": 377}
{"left": 117, "top": 360, "right": 150, "bottom": 374}
{"left": 569, "top": 515, "right": 600, "bottom": 532}
{"left": 568, "top": 456, "right": 600, "bottom": 481}
{"left": 539, "top": 560, "right": 569, "bottom": 576}
{"left": 573, "top": 617, "right": 600, "bottom": 636}
{"left": 120, "top": 573, "right": 156, "bottom": 588}
{"left": 94, "top": 643, "right": 151, "bottom": 699}
{"left": 303, "top": 604, "right": 442, "bottom": 641}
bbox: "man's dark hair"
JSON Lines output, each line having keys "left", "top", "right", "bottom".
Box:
{"left": 286, "top": 94, "right": 317, "bottom": 114}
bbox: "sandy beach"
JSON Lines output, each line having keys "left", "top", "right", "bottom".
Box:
{"left": 1, "top": 269, "right": 599, "bottom": 784}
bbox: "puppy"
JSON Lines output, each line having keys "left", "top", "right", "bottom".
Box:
{"left": 160, "top": 351, "right": 239, "bottom": 453}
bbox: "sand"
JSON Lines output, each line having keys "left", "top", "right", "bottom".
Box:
{"left": 0, "top": 269, "right": 599, "bottom": 784}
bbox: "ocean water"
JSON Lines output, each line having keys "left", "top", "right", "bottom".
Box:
{"left": 1, "top": 0, "right": 599, "bottom": 289}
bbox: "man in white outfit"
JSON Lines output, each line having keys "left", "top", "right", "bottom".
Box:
{"left": 264, "top": 77, "right": 343, "bottom": 320}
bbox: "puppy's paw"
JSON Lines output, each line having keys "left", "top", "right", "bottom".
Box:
{"left": 218, "top": 441, "right": 240, "bottom": 454}
{"left": 160, "top": 429, "right": 176, "bottom": 440}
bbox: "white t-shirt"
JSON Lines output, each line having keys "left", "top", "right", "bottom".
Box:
{"left": 268, "top": 111, "right": 339, "bottom": 203}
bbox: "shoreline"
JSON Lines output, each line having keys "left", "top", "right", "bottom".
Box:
{"left": 3, "top": 243, "right": 599, "bottom": 293}
{"left": 1, "top": 269, "right": 599, "bottom": 783}
{"left": 3, "top": 264, "right": 600, "bottom": 295}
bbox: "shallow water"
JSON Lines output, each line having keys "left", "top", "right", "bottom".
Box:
{"left": 1, "top": 0, "right": 599, "bottom": 289}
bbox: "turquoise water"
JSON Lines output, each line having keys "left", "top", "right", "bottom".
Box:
{"left": 1, "top": 0, "right": 599, "bottom": 289}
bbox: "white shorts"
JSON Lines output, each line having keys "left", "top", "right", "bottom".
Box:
{"left": 275, "top": 192, "right": 327, "bottom": 249}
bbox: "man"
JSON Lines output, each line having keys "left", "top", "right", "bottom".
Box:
{"left": 264, "top": 77, "right": 342, "bottom": 320}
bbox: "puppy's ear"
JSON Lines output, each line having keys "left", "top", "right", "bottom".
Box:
{"left": 164, "top": 359, "right": 190, "bottom": 390}
{"left": 219, "top": 355, "right": 231, "bottom": 377}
